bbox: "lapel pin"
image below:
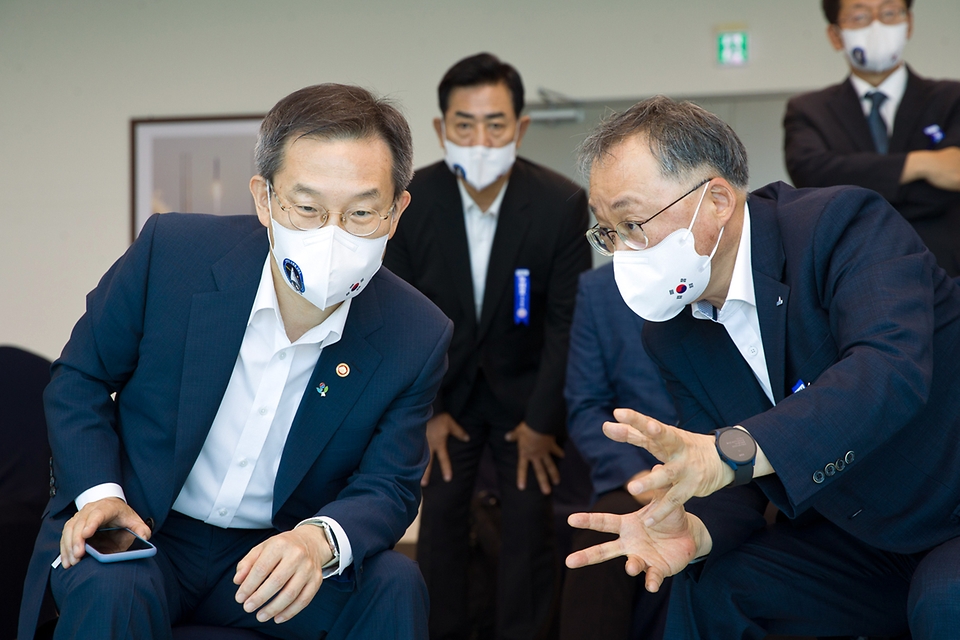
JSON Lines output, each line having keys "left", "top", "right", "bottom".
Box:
{"left": 336, "top": 363, "right": 350, "bottom": 378}
{"left": 776, "top": 297, "right": 783, "bottom": 307}
{"left": 316, "top": 383, "right": 328, "bottom": 397}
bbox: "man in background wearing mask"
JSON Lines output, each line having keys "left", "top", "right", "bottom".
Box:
{"left": 384, "top": 52, "right": 591, "bottom": 639}
{"left": 784, "top": 0, "right": 960, "bottom": 276}
{"left": 566, "top": 96, "right": 960, "bottom": 638}
{"left": 19, "top": 84, "right": 452, "bottom": 640}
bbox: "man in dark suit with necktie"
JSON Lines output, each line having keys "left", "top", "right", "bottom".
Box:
{"left": 567, "top": 95, "right": 960, "bottom": 639}
{"left": 384, "top": 53, "right": 591, "bottom": 639}
{"left": 19, "top": 83, "right": 452, "bottom": 640}
{"left": 784, "top": 0, "right": 960, "bottom": 276}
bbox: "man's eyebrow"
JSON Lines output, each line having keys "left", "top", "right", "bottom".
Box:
{"left": 289, "top": 184, "right": 382, "bottom": 201}
{"left": 610, "top": 196, "right": 644, "bottom": 213}
{"left": 452, "top": 111, "right": 508, "bottom": 121}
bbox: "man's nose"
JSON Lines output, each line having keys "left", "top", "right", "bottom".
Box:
{"left": 477, "top": 123, "right": 493, "bottom": 147}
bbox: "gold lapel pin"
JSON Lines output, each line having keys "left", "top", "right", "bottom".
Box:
{"left": 336, "top": 363, "right": 350, "bottom": 378}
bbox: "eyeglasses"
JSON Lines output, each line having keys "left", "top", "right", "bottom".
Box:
{"left": 585, "top": 178, "right": 712, "bottom": 256}
{"left": 268, "top": 182, "right": 393, "bottom": 237}
{"left": 838, "top": 4, "right": 908, "bottom": 29}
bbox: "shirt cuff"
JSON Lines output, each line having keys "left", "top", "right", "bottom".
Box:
{"left": 75, "top": 483, "right": 126, "bottom": 511}
{"left": 295, "top": 516, "right": 354, "bottom": 578}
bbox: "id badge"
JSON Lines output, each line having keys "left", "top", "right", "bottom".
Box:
{"left": 514, "top": 268, "right": 530, "bottom": 325}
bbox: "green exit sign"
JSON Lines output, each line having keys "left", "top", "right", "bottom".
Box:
{"left": 718, "top": 31, "right": 749, "bottom": 66}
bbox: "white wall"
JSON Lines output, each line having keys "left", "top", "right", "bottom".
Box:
{"left": 2, "top": 0, "right": 958, "bottom": 359}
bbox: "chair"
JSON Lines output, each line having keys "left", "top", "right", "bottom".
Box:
{"left": 0, "top": 345, "right": 53, "bottom": 640}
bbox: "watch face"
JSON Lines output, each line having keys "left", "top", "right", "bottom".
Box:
{"left": 718, "top": 429, "right": 757, "bottom": 463}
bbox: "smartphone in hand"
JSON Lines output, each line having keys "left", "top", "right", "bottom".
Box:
{"left": 84, "top": 527, "right": 156, "bottom": 563}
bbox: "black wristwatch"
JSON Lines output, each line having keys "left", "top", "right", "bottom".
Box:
{"left": 712, "top": 427, "right": 757, "bottom": 487}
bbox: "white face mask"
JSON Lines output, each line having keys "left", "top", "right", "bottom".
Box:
{"left": 613, "top": 183, "right": 723, "bottom": 322}
{"left": 442, "top": 126, "right": 518, "bottom": 191}
{"left": 267, "top": 194, "right": 387, "bottom": 310}
{"left": 841, "top": 21, "right": 908, "bottom": 74}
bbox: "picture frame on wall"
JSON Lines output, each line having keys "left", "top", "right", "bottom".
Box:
{"left": 130, "top": 115, "right": 264, "bottom": 242}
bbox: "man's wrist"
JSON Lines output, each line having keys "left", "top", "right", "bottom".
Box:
{"left": 295, "top": 518, "right": 341, "bottom": 574}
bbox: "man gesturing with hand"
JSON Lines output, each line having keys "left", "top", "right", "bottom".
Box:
{"left": 566, "top": 96, "right": 960, "bottom": 640}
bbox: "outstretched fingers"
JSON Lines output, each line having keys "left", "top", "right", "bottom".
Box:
{"left": 565, "top": 538, "right": 626, "bottom": 569}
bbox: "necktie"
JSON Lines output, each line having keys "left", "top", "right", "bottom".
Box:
{"left": 865, "top": 91, "right": 889, "bottom": 154}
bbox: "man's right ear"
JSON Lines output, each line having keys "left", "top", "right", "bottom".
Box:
{"left": 433, "top": 117, "right": 446, "bottom": 149}
{"left": 250, "top": 175, "right": 271, "bottom": 228}
{"left": 826, "top": 23, "right": 845, "bottom": 52}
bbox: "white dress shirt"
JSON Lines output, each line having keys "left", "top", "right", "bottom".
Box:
{"left": 77, "top": 257, "right": 354, "bottom": 574}
{"left": 691, "top": 203, "right": 776, "bottom": 406}
{"left": 457, "top": 178, "right": 509, "bottom": 320}
{"left": 849, "top": 63, "right": 908, "bottom": 136}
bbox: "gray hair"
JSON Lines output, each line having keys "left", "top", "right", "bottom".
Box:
{"left": 578, "top": 96, "right": 749, "bottom": 190}
{"left": 255, "top": 83, "right": 414, "bottom": 199}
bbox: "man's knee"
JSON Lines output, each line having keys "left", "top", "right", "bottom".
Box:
{"left": 908, "top": 539, "right": 960, "bottom": 638}
{"left": 359, "top": 550, "right": 426, "bottom": 599}
{"left": 50, "top": 556, "right": 171, "bottom": 638}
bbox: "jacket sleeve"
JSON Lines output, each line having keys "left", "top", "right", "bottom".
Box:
{"left": 524, "top": 187, "right": 592, "bottom": 435}
{"left": 44, "top": 215, "right": 160, "bottom": 516}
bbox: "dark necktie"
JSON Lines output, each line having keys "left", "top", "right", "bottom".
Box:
{"left": 865, "top": 91, "right": 889, "bottom": 154}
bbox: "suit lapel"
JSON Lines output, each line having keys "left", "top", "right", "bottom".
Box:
{"left": 173, "top": 227, "right": 267, "bottom": 490}
{"left": 478, "top": 163, "right": 534, "bottom": 341}
{"left": 432, "top": 170, "right": 479, "bottom": 329}
{"left": 272, "top": 278, "right": 384, "bottom": 513}
{"left": 748, "top": 197, "right": 789, "bottom": 404}
{"left": 677, "top": 317, "right": 772, "bottom": 425}
{"left": 829, "top": 78, "right": 876, "bottom": 152}
{"left": 890, "top": 67, "right": 925, "bottom": 152}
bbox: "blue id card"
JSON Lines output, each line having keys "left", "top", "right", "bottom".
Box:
{"left": 514, "top": 268, "right": 530, "bottom": 325}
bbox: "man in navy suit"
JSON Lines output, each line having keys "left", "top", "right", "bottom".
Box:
{"left": 784, "top": 0, "right": 960, "bottom": 276}
{"left": 19, "top": 84, "right": 453, "bottom": 640}
{"left": 558, "top": 263, "right": 676, "bottom": 640}
{"left": 566, "top": 96, "right": 960, "bottom": 639}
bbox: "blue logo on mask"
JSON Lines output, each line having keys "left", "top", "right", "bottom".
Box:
{"left": 283, "top": 258, "right": 305, "bottom": 294}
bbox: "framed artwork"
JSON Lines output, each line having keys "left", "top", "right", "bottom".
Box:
{"left": 130, "top": 115, "right": 264, "bottom": 241}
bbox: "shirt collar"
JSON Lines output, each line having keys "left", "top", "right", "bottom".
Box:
{"left": 849, "top": 63, "right": 908, "bottom": 104}
{"left": 250, "top": 256, "right": 352, "bottom": 347}
{"left": 691, "top": 201, "right": 754, "bottom": 321}
{"left": 457, "top": 178, "right": 509, "bottom": 218}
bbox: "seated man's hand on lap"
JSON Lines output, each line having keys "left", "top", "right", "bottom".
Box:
{"left": 59, "top": 497, "right": 151, "bottom": 569}
{"left": 234, "top": 526, "right": 334, "bottom": 624}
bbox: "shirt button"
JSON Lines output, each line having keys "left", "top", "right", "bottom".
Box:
{"left": 239, "top": 459, "right": 248, "bottom": 468}
{"left": 259, "top": 407, "right": 268, "bottom": 416}
{"left": 279, "top": 352, "right": 287, "bottom": 360}
{"left": 748, "top": 346, "right": 758, "bottom": 356}
{"left": 218, "top": 508, "right": 227, "bottom": 517}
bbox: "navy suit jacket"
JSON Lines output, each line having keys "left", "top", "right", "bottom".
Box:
{"left": 20, "top": 213, "right": 452, "bottom": 637}
{"left": 384, "top": 158, "right": 591, "bottom": 436}
{"left": 643, "top": 182, "right": 960, "bottom": 566}
{"left": 564, "top": 263, "right": 676, "bottom": 500}
{"left": 784, "top": 67, "right": 960, "bottom": 275}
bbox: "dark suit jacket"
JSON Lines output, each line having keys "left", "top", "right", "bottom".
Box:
{"left": 19, "top": 213, "right": 452, "bottom": 638}
{"left": 384, "top": 158, "right": 591, "bottom": 436}
{"left": 784, "top": 67, "right": 960, "bottom": 276}
{"left": 643, "top": 182, "right": 960, "bottom": 568}
{"left": 564, "top": 264, "right": 677, "bottom": 499}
